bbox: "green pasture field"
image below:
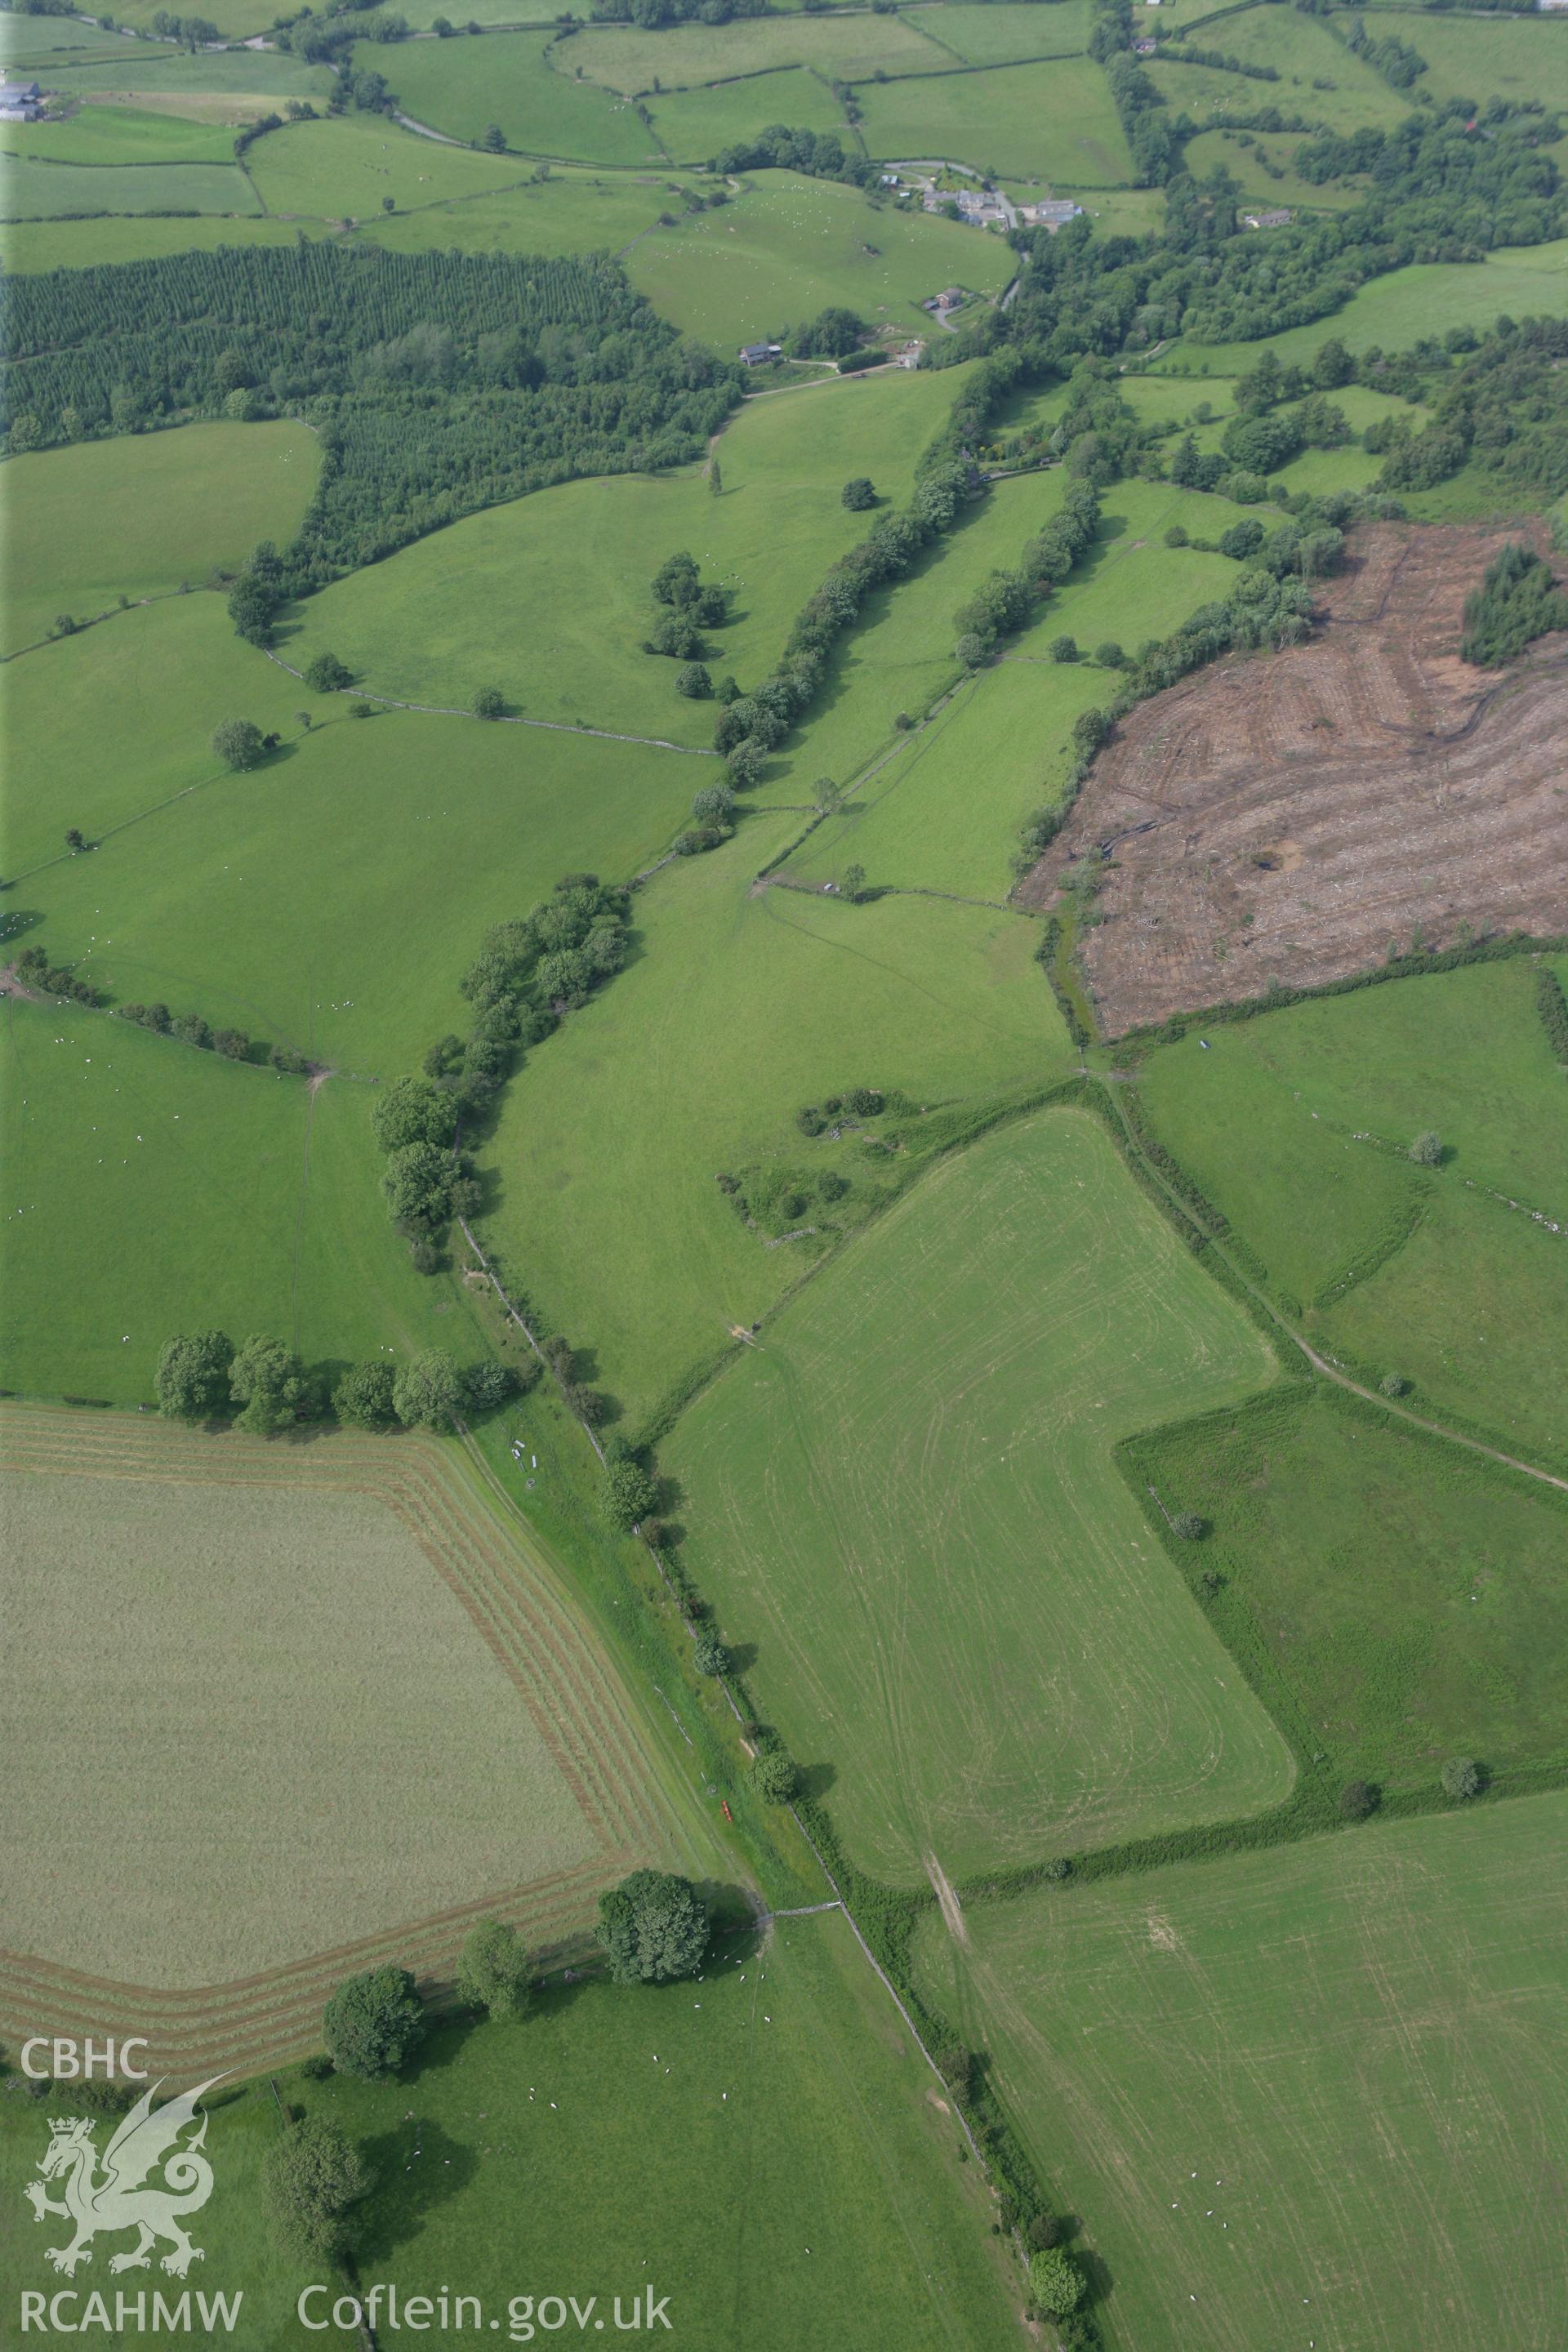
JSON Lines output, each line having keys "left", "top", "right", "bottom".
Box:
{"left": 1162, "top": 237, "right": 1568, "bottom": 374}
{"left": 1152, "top": 18, "right": 1409, "bottom": 140}
{"left": 645, "top": 68, "right": 851, "bottom": 161}
{"left": 0, "top": 2082, "right": 316, "bottom": 2340}
{"left": 748, "top": 461, "right": 1071, "bottom": 804}
{"left": 1, "top": 1913, "right": 1019, "bottom": 2351}
{"left": 7, "top": 599, "right": 710, "bottom": 1077}
{"left": 1186, "top": 1, "right": 1412, "bottom": 119}
{"left": 784, "top": 481, "right": 1241, "bottom": 898}
{"left": 850, "top": 56, "right": 1134, "bottom": 183}
{"left": 384, "top": 33, "right": 662, "bottom": 163}
{"left": 0, "top": 153, "right": 261, "bottom": 218}
{"left": 1384, "top": 6, "right": 1568, "bottom": 117}
{"left": 624, "top": 169, "right": 1011, "bottom": 346}
{"left": 306, "top": 1910, "right": 1017, "bottom": 2352}
{"left": 477, "top": 812, "right": 1066, "bottom": 1423}
{"left": 33, "top": 48, "right": 334, "bottom": 101}
{"left": 1135, "top": 960, "right": 1568, "bottom": 1468}
{"left": 244, "top": 112, "right": 536, "bottom": 219}
{"left": 0, "top": 100, "right": 241, "bottom": 164}
{"left": 1, "top": 1432, "right": 597, "bottom": 1981}
{"left": 911, "top": 0, "right": 1093, "bottom": 65}
{"left": 0, "top": 997, "right": 491, "bottom": 1403}
{"left": 287, "top": 363, "right": 964, "bottom": 744}
{"left": 100, "top": 0, "right": 277, "bottom": 33}
{"left": 1125, "top": 1383, "right": 1568, "bottom": 1796}
{"left": 915, "top": 1792, "right": 1568, "bottom": 2352}
{"left": 669, "top": 1107, "right": 1290, "bottom": 1886}
{"left": 1068, "top": 182, "right": 1165, "bottom": 234}
{"left": 0, "top": 210, "right": 318, "bottom": 270}
{"left": 2, "top": 420, "right": 318, "bottom": 657}
{"left": 1183, "top": 125, "right": 1368, "bottom": 212}
{"left": 568, "top": 11, "right": 941, "bottom": 94}
{"left": 345, "top": 167, "right": 679, "bottom": 260}
{"left": 782, "top": 658, "right": 1107, "bottom": 900}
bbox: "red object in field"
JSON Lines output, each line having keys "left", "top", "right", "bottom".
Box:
{"left": 720, "top": 1801, "right": 733, "bottom": 1822}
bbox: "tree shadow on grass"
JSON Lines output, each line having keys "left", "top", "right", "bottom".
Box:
{"left": 354, "top": 2116, "right": 479, "bottom": 2263}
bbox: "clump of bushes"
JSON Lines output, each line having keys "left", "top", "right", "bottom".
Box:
{"left": 1460, "top": 542, "right": 1568, "bottom": 667}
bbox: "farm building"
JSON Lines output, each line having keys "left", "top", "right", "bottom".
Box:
{"left": 0, "top": 77, "right": 43, "bottom": 120}
{"left": 737, "top": 341, "right": 782, "bottom": 366}
{"left": 924, "top": 287, "right": 966, "bottom": 314}
{"left": 1241, "top": 207, "right": 1293, "bottom": 229}
{"left": 1020, "top": 198, "right": 1084, "bottom": 229}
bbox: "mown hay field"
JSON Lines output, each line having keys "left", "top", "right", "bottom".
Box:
{"left": 624, "top": 169, "right": 1010, "bottom": 343}
{"left": 381, "top": 33, "right": 662, "bottom": 165}
{"left": 666, "top": 1107, "right": 1291, "bottom": 1886}
{"left": 479, "top": 819, "right": 1068, "bottom": 1424}
{"left": 1124, "top": 1384, "right": 1568, "bottom": 1797}
{"left": 287, "top": 361, "right": 969, "bottom": 743}
{"left": 1136, "top": 960, "right": 1568, "bottom": 1472}
{"left": 2, "top": 418, "right": 318, "bottom": 656}
{"left": 851, "top": 55, "right": 1133, "bottom": 182}
{"left": 915, "top": 1793, "right": 1568, "bottom": 2352}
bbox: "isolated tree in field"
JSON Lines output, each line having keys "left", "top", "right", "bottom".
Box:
{"left": 1049, "top": 635, "right": 1079, "bottom": 663}
{"left": 392, "top": 1347, "right": 462, "bottom": 1429}
{"left": 456, "top": 1919, "right": 533, "bottom": 2020}
{"left": 1379, "top": 1371, "right": 1408, "bottom": 1399}
{"left": 1409, "top": 1129, "right": 1443, "bottom": 1166}
{"left": 381, "top": 194, "right": 395, "bottom": 213}
{"left": 841, "top": 476, "right": 875, "bottom": 510}
{"left": 693, "top": 1633, "right": 729, "bottom": 1677}
{"left": 813, "top": 777, "right": 844, "bottom": 815}
{"left": 750, "top": 1748, "right": 798, "bottom": 1804}
{"left": 295, "top": 710, "right": 313, "bottom": 732}
{"left": 472, "top": 684, "right": 505, "bottom": 719}
{"left": 212, "top": 718, "right": 267, "bottom": 772}
{"left": 1339, "top": 1778, "right": 1378, "bottom": 1821}
{"left": 1094, "top": 640, "right": 1125, "bottom": 669}
{"left": 1171, "top": 1511, "right": 1204, "bottom": 1541}
{"left": 840, "top": 862, "right": 866, "bottom": 902}
{"left": 481, "top": 123, "right": 506, "bottom": 150}
{"left": 596, "top": 1869, "right": 709, "bottom": 1984}
{"left": 154, "top": 1330, "right": 234, "bottom": 1420}
{"left": 1028, "top": 2247, "right": 1084, "bottom": 2319}
{"left": 604, "top": 1456, "right": 657, "bottom": 1530}
{"left": 1441, "top": 1757, "right": 1481, "bottom": 1801}
{"left": 333, "top": 1360, "right": 398, "bottom": 1428}
{"left": 305, "top": 651, "right": 351, "bottom": 693}
{"left": 228, "top": 1333, "right": 305, "bottom": 1435}
{"left": 708, "top": 458, "right": 723, "bottom": 496}
{"left": 323, "top": 1965, "right": 425, "bottom": 2081}
{"left": 265, "top": 2118, "right": 371, "bottom": 2261}
{"left": 675, "top": 662, "right": 711, "bottom": 699}
{"left": 372, "top": 1074, "right": 459, "bottom": 1155}
{"left": 65, "top": 827, "right": 86, "bottom": 853}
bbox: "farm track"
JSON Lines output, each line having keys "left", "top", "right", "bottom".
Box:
{"left": 0, "top": 1404, "right": 684, "bottom": 2073}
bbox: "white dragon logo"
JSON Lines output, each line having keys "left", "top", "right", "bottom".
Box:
{"left": 24, "top": 2076, "right": 225, "bottom": 2279}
